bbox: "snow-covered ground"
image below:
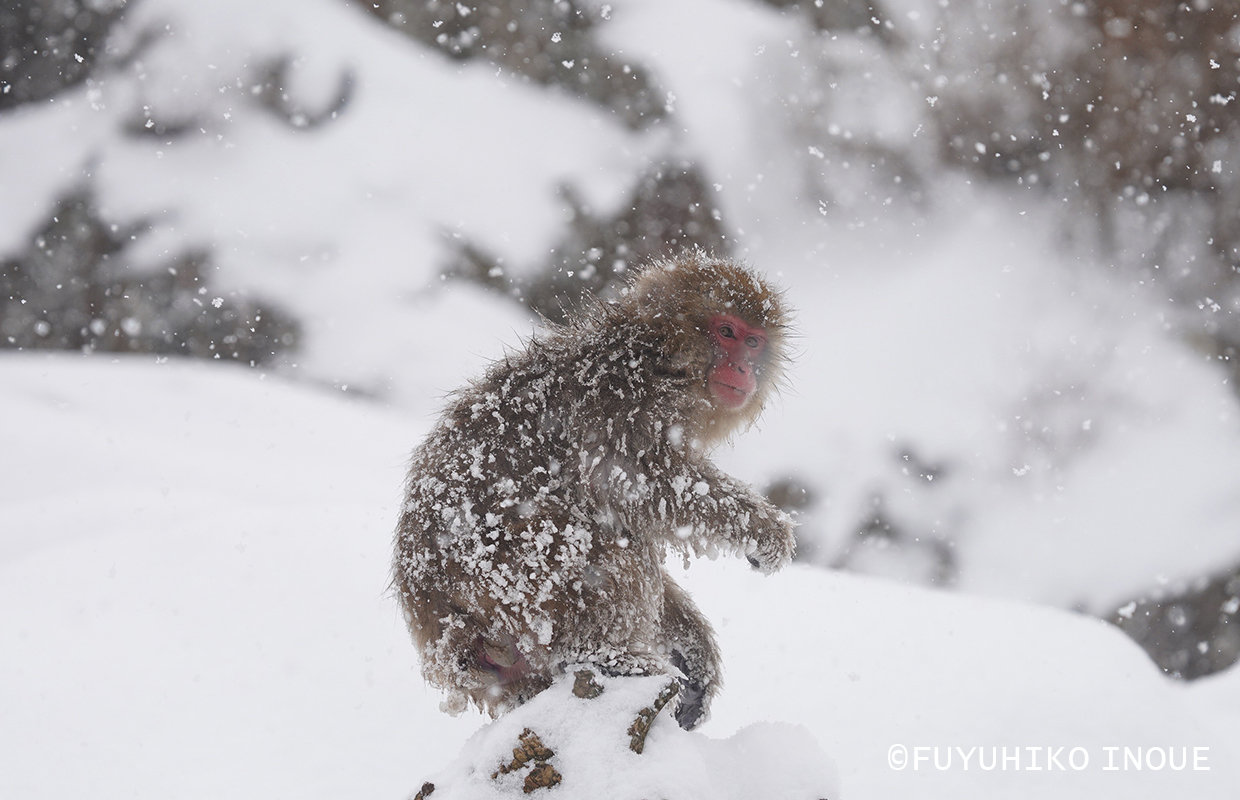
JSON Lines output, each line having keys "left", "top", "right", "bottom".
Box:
{"left": 0, "top": 355, "right": 1235, "bottom": 799}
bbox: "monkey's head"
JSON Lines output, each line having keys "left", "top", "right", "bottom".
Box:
{"left": 621, "top": 252, "right": 791, "bottom": 444}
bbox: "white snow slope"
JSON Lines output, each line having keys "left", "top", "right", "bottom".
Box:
{"left": 0, "top": 354, "right": 1236, "bottom": 799}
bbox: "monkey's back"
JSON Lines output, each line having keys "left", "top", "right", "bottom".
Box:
{"left": 392, "top": 317, "right": 690, "bottom": 668}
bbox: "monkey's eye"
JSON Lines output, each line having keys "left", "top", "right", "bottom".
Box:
{"left": 718, "top": 324, "right": 735, "bottom": 339}
{"left": 746, "top": 335, "right": 762, "bottom": 349}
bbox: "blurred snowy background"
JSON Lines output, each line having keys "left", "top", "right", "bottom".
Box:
{"left": 3, "top": 0, "right": 1240, "bottom": 797}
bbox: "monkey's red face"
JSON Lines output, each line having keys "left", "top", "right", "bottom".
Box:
{"left": 707, "top": 314, "right": 767, "bottom": 410}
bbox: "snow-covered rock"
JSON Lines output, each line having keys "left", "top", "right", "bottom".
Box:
{"left": 0, "top": 356, "right": 1235, "bottom": 800}
{"left": 416, "top": 672, "right": 837, "bottom": 800}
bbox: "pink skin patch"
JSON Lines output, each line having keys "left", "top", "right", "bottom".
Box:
{"left": 707, "top": 314, "right": 767, "bottom": 410}
{"left": 476, "top": 637, "right": 531, "bottom": 686}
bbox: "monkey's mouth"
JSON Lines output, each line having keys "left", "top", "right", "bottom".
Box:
{"left": 476, "top": 637, "right": 530, "bottom": 686}
{"left": 710, "top": 378, "right": 752, "bottom": 409}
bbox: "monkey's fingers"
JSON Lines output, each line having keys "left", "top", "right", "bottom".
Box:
{"left": 745, "top": 512, "right": 797, "bottom": 573}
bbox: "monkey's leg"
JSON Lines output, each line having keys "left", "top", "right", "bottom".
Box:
{"left": 401, "top": 583, "right": 551, "bottom": 718}
{"left": 547, "top": 538, "right": 672, "bottom": 681}
{"left": 660, "top": 574, "right": 721, "bottom": 730}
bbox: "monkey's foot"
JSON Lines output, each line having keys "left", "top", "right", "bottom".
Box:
{"left": 672, "top": 674, "right": 709, "bottom": 730}
{"left": 668, "top": 649, "right": 717, "bottom": 731}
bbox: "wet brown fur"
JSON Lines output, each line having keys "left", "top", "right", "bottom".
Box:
{"left": 392, "top": 251, "right": 794, "bottom": 727}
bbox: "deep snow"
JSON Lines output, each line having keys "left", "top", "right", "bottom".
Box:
{"left": 0, "top": 355, "right": 1236, "bottom": 799}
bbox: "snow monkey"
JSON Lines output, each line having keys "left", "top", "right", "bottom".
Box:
{"left": 392, "top": 252, "right": 794, "bottom": 730}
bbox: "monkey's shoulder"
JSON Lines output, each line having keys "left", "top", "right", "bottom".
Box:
{"left": 440, "top": 322, "right": 683, "bottom": 423}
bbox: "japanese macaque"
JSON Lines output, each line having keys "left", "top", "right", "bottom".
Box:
{"left": 392, "top": 252, "right": 794, "bottom": 730}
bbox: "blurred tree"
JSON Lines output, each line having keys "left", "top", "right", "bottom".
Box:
{"left": 757, "top": 0, "right": 899, "bottom": 45}
{"left": 355, "top": 0, "right": 667, "bottom": 129}
{"left": 932, "top": 4, "right": 1240, "bottom": 679}
{"left": 1111, "top": 565, "right": 1240, "bottom": 680}
{"left": 773, "top": 0, "right": 1240, "bottom": 681}
{"left": 0, "top": 188, "right": 298, "bottom": 365}
{"left": 0, "top": 0, "right": 131, "bottom": 110}
{"left": 933, "top": 0, "right": 1240, "bottom": 341}
{"left": 0, "top": 2, "right": 311, "bottom": 368}
{"left": 246, "top": 54, "right": 355, "bottom": 131}
{"left": 442, "top": 161, "right": 730, "bottom": 323}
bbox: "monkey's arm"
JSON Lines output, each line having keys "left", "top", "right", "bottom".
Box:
{"left": 600, "top": 453, "right": 796, "bottom": 573}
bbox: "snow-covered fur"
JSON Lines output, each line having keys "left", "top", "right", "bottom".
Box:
{"left": 392, "top": 253, "right": 794, "bottom": 727}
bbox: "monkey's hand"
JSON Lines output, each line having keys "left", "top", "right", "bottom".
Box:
{"left": 742, "top": 503, "right": 796, "bottom": 574}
